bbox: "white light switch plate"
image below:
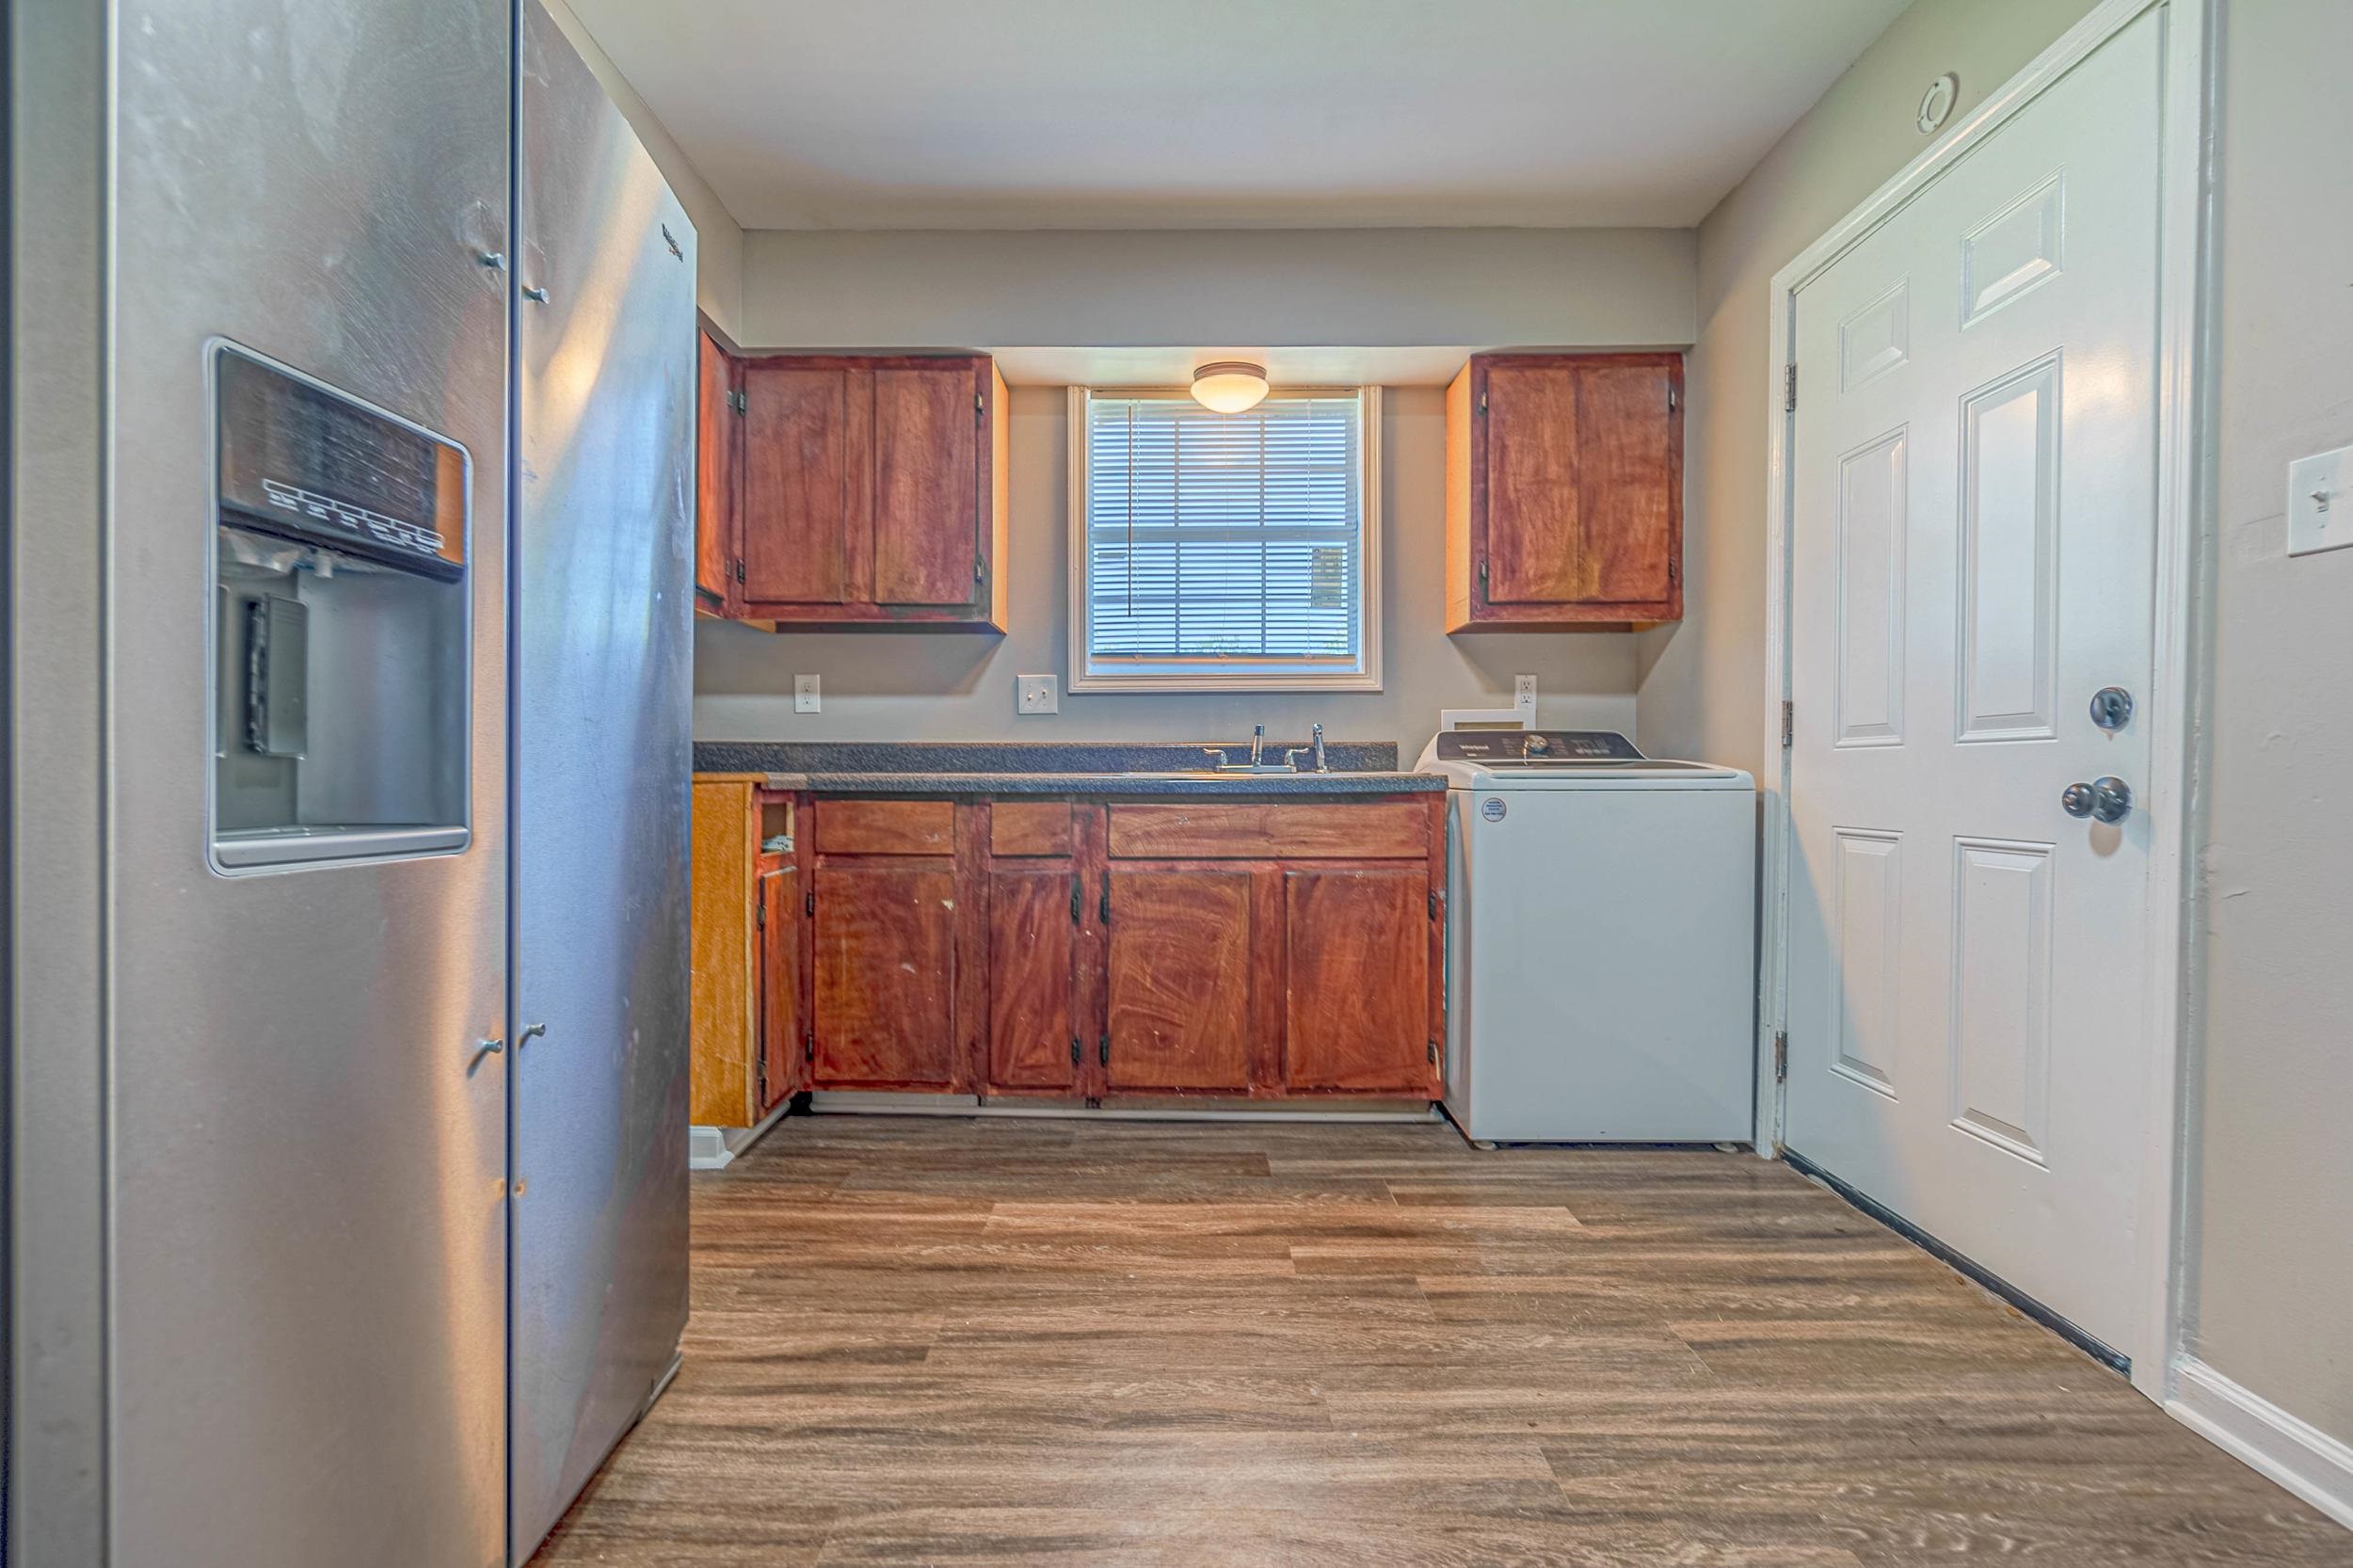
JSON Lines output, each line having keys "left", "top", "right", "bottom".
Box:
{"left": 2287, "top": 444, "right": 2353, "bottom": 557}
{"left": 1016, "top": 674, "right": 1059, "bottom": 715}
{"left": 793, "top": 674, "right": 821, "bottom": 713}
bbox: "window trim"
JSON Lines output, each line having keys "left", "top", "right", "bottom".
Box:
{"left": 1064, "top": 384, "right": 1383, "bottom": 694}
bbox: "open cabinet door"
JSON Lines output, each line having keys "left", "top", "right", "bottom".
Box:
{"left": 509, "top": 3, "right": 696, "bottom": 1559}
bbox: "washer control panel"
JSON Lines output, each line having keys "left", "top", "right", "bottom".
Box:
{"left": 1434, "top": 730, "right": 1645, "bottom": 764}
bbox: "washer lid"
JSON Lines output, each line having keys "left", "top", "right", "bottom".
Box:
{"left": 1465, "top": 759, "right": 1754, "bottom": 790}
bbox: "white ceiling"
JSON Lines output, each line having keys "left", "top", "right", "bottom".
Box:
{"left": 566, "top": 0, "right": 1912, "bottom": 232}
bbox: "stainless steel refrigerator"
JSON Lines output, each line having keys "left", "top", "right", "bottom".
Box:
{"left": 6, "top": 1, "right": 696, "bottom": 1562}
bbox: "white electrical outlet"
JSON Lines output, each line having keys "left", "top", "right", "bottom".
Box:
{"left": 793, "top": 674, "right": 821, "bottom": 713}
{"left": 1016, "top": 674, "right": 1059, "bottom": 715}
{"left": 2287, "top": 443, "right": 2353, "bottom": 557}
{"left": 1514, "top": 675, "right": 1538, "bottom": 717}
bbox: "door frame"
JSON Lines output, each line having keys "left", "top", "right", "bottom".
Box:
{"left": 1755, "top": 0, "right": 2214, "bottom": 1401}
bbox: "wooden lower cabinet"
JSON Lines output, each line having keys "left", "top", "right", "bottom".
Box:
{"left": 692, "top": 786, "right": 1445, "bottom": 1112}
{"left": 1103, "top": 868, "right": 1254, "bottom": 1092}
{"left": 1283, "top": 867, "right": 1432, "bottom": 1092}
{"left": 812, "top": 863, "right": 958, "bottom": 1088}
{"left": 985, "top": 867, "right": 1079, "bottom": 1093}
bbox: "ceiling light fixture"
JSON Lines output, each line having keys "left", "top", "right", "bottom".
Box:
{"left": 1191, "top": 360, "right": 1269, "bottom": 413}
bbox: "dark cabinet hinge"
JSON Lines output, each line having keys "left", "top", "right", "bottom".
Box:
{"left": 1098, "top": 873, "right": 1111, "bottom": 925}
{"left": 805, "top": 1029, "right": 815, "bottom": 1064}
{"left": 1773, "top": 1030, "right": 1789, "bottom": 1083}
{"left": 1069, "top": 1037, "right": 1081, "bottom": 1066}
{"left": 805, "top": 888, "right": 816, "bottom": 916}
{"left": 1477, "top": 392, "right": 1488, "bottom": 414}
{"left": 1070, "top": 874, "right": 1082, "bottom": 926}
{"left": 1667, "top": 382, "right": 1678, "bottom": 413}
{"left": 734, "top": 557, "right": 745, "bottom": 584}
{"left": 1477, "top": 558, "right": 1488, "bottom": 602}
{"left": 974, "top": 554, "right": 984, "bottom": 584}
{"left": 974, "top": 392, "right": 984, "bottom": 421}
{"left": 729, "top": 388, "right": 747, "bottom": 415}
{"left": 1427, "top": 1039, "right": 1439, "bottom": 1065}
{"left": 1097, "top": 1033, "right": 1110, "bottom": 1066}
{"left": 755, "top": 897, "right": 765, "bottom": 929}
{"left": 1428, "top": 889, "right": 1439, "bottom": 920}
{"left": 1669, "top": 556, "right": 1680, "bottom": 586}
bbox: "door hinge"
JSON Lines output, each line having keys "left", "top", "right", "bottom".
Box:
{"left": 1781, "top": 699, "right": 1794, "bottom": 749}
{"left": 1070, "top": 874, "right": 1083, "bottom": 926}
{"left": 734, "top": 557, "right": 746, "bottom": 584}
{"left": 1477, "top": 392, "right": 1488, "bottom": 414}
{"left": 1477, "top": 558, "right": 1488, "bottom": 602}
{"left": 1784, "top": 362, "right": 1799, "bottom": 413}
{"left": 1427, "top": 1039, "right": 1439, "bottom": 1065}
{"left": 974, "top": 554, "right": 985, "bottom": 584}
{"left": 1098, "top": 873, "right": 1111, "bottom": 925}
{"left": 1773, "top": 1029, "right": 1789, "bottom": 1084}
{"left": 1069, "top": 1037, "right": 1081, "bottom": 1066}
{"left": 1667, "top": 382, "right": 1678, "bottom": 414}
{"left": 755, "top": 896, "right": 765, "bottom": 929}
{"left": 1097, "top": 1033, "right": 1110, "bottom": 1066}
{"left": 728, "top": 388, "right": 747, "bottom": 415}
{"left": 974, "top": 391, "right": 985, "bottom": 421}
{"left": 805, "top": 1029, "right": 815, "bottom": 1064}
{"left": 1668, "top": 556, "right": 1680, "bottom": 587}
{"left": 805, "top": 887, "right": 816, "bottom": 916}
{"left": 1428, "top": 889, "right": 1439, "bottom": 920}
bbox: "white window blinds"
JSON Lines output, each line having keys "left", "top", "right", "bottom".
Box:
{"left": 1078, "top": 390, "right": 1373, "bottom": 688}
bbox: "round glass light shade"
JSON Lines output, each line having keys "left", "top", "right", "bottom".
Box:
{"left": 1191, "top": 360, "right": 1270, "bottom": 413}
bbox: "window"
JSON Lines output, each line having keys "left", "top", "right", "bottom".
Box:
{"left": 1068, "top": 386, "right": 1382, "bottom": 691}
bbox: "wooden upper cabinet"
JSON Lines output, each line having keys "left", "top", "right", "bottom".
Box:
{"left": 1446, "top": 351, "right": 1683, "bottom": 632}
{"left": 695, "top": 332, "right": 742, "bottom": 612}
{"left": 715, "top": 350, "right": 1008, "bottom": 632}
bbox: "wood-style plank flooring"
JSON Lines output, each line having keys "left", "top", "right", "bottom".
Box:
{"left": 535, "top": 1116, "right": 2348, "bottom": 1567}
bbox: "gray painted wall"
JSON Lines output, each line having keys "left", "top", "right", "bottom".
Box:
{"left": 702, "top": 227, "right": 1700, "bottom": 756}
{"left": 2189, "top": 0, "right": 2353, "bottom": 1450}
{"left": 1633, "top": 0, "right": 2100, "bottom": 776}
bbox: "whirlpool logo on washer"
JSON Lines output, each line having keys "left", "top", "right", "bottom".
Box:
{"left": 1480, "top": 797, "right": 1507, "bottom": 823}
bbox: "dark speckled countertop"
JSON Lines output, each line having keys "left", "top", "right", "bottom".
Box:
{"left": 693, "top": 740, "right": 1445, "bottom": 796}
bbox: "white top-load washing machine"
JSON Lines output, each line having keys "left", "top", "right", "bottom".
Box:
{"left": 1416, "top": 729, "right": 1756, "bottom": 1144}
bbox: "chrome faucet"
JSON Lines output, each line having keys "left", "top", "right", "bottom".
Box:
{"left": 1284, "top": 723, "right": 1329, "bottom": 774}
{"left": 1311, "top": 722, "right": 1327, "bottom": 773}
{"left": 1248, "top": 724, "right": 1266, "bottom": 768}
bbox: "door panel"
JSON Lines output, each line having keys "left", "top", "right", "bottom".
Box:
{"left": 510, "top": 4, "right": 696, "bottom": 1558}
{"left": 1572, "top": 362, "right": 1676, "bottom": 605}
{"left": 1483, "top": 361, "right": 1580, "bottom": 603}
{"left": 814, "top": 865, "right": 958, "bottom": 1086}
{"left": 872, "top": 361, "right": 978, "bottom": 605}
{"left": 1782, "top": 12, "right": 2162, "bottom": 1357}
{"left": 1284, "top": 868, "right": 1430, "bottom": 1092}
{"left": 761, "top": 866, "right": 802, "bottom": 1109}
{"left": 742, "top": 361, "right": 848, "bottom": 603}
{"left": 987, "top": 868, "right": 1079, "bottom": 1092}
{"left": 696, "top": 331, "right": 737, "bottom": 604}
{"left": 1104, "top": 868, "right": 1252, "bottom": 1091}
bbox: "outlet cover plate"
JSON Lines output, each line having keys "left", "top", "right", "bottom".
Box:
{"left": 1016, "top": 674, "right": 1059, "bottom": 715}
{"left": 793, "top": 674, "right": 821, "bottom": 713}
{"left": 2287, "top": 444, "right": 2353, "bottom": 557}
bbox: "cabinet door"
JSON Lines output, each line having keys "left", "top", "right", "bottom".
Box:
{"left": 1484, "top": 359, "right": 1584, "bottom": 605}
{"left": 760, "top": 866, "right": 802, "bottom": 1110}
{"left": 1283, "top": 868, "right": 1431, "bottom": 1093}
{"left": 1103, "top": 868, "right": 1252, "bottom": 1092}
{"left": 1561, "top": 360, "right": 1676, "bottom": 608}
{"left": 812, "top": 864, "right": 956, "bottom": 1087}
{"left": 986, "top": 867, "right": 1079, "bottom": 1094}
{"left": 742, "top": 361, "right": 849, "bottom": 604}
{"left": 696, "top": 332, "right": 740, "bottom": 608}
{"left": 872, "top": 361, "right": 979, "bottom": 606}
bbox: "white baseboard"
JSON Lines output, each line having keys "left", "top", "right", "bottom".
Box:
{"left": 686, "top": 1125, "right": 733, "bottom": 1171}
{"left": 2169, "top": 1357, "right": 2353, "bottom": 1532}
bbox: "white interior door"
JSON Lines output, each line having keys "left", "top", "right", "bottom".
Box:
{"left": 1782, "top": 11, "right": 2162, "bottom": 1361}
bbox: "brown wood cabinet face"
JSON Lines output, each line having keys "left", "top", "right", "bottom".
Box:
{"left": 1106, "top": 801, "right": 1430, "bottom": 861}
{"left": 689, "top": 778, "right": 758, "bottom": 1126}
{"left": 760, "top": 866, "right": 802, "bottom": 1110}
{"left": 695, "top": 332, "right": 740, "bottom": 609}
{"left": 741, "top": 362, "right": 849, "bottom": 605}
{"left": 986, "top": 868, "right": 1079, "bottom": 1093}
{"left": 1451, "top": 351, "right": 1683, "bottom": 630}
{"left": 989, "top": 800, "right": 1074, "bottom": 858}
{"left": 1283, "top": 868, "right": 1431, "bottom": 1093}
{"left": 815, "top": 798, "right": 955, "bottom": 856}
{"left": 813, "top": 864, "right": 957, "bottom": 1088}
{"left": 1103, "top": 868, "right": 1252, "bottom": 1092}
{"left": 872, "top": 363, "right": 980, "bottom": 606}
